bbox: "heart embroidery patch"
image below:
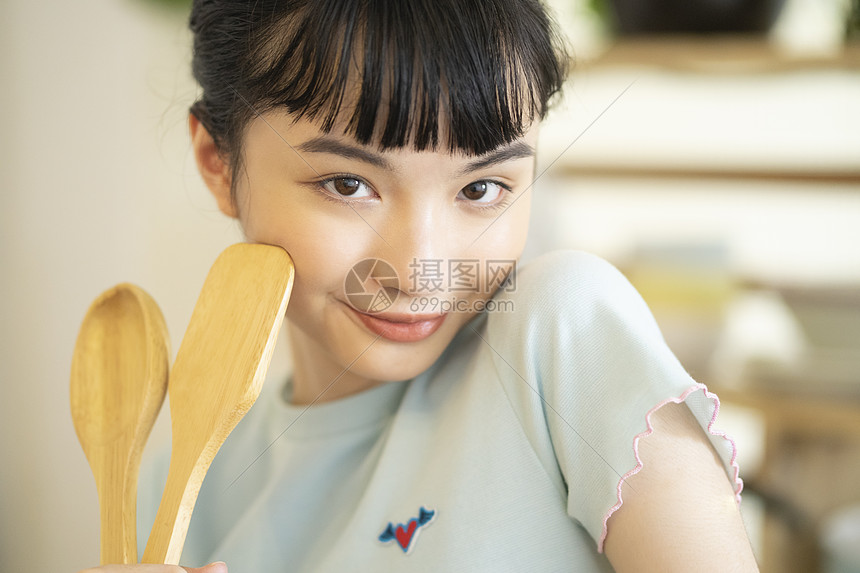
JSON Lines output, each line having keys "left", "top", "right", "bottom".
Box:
{"left": 379, "top": 506, "right": 436, "bottom": 554}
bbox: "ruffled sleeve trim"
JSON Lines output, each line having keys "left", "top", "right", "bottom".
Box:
{"left": 596, "top": 383, "right": 743, "bottom": 554}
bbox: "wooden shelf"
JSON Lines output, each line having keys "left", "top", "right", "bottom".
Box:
{"left": 554, "top": 164, "right": 860, "bottom": 185}
{"left": 715, "top": 384, "right": 860, "bottom": 573}
{"left": 715, "top": 386, "right": 860, "bottom": 438}
{"left": 538, "top": 42, "right": 860, "bottom": 183}
{"left": 584, "top": 35, "right": 860, "bottom": 73}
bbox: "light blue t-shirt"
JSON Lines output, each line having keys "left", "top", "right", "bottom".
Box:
{"left": 138, "top": 250, "right": 741, "bottom": 571}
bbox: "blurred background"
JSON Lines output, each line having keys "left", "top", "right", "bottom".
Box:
{"left": 1, "top": 0, "right": 858, "bottom": 571}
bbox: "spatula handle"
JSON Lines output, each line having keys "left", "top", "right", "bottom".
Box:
{"left": 141, "top": 455, "right": 202, "bottom": 565}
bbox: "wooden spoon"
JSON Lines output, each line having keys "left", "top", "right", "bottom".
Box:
{"left": 142, "top": 243, "right": 294, "bottom": 565}
{"left": 70, "top": 283, "right": 170, "bottom": 564}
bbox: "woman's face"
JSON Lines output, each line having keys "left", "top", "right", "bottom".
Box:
{"left": 212, "top": 110, "right": 537, "bottom": 390}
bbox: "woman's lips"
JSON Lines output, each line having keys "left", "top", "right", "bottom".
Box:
{"left": 343, "top": 303, "right": 447, "bottom": 342}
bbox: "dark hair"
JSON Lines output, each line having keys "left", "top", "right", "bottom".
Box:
{"left": 189, "top": 0, "right": 569, "bottom": 185}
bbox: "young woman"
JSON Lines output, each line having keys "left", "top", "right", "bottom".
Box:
{"left": 80, "top": 0, "right": 758, "bottom": 571}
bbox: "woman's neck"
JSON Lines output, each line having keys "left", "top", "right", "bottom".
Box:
{"left": 286, "top": 321, "right": 384, "bottom": 405}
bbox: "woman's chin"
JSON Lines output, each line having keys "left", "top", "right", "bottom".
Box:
{"left": 343, "top": 337, "right": 450, "bottom": 383}
{"left": 328, "top": 300, "right": 472, "bottom": 382}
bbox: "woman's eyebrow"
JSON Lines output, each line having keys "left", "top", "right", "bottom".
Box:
{"left": 295, "top": 136, "right": 394, "bottom": 171}
{"left": 294, "top": 135, "right": 534, "bottom": 175}
{"left": 458, "top": 141, "right": 535, "bottom": 176}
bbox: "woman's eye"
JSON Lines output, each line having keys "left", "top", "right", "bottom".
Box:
{"left": 458, "top": 180, "right": 507, "bottom": 204}
{"left": 320, "top": 176, "right": 372, "bottom": 198}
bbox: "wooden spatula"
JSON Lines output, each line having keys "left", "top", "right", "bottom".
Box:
{"left": 70, "top": 283, "right": 170, "bottom": 564}
{"left": 142, "top": 243, "right": 294, "bottom": 565}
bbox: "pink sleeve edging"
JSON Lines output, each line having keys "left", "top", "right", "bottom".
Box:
{"left": 596, "top": 383, "right": 743, "bottom": 554}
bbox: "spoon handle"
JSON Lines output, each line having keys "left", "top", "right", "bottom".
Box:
{"left": 96, "top": 456, "right": 139, "bottom": 564}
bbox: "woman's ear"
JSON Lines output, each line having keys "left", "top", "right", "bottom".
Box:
{"left": 189, "top": 112, "right": 238, "bottom": 218}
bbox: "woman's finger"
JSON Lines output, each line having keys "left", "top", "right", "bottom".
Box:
{"left": 184, "top": 562, "right": 228, "bottom": 573}
{"left": 77, "top": 563, "right": 227, "bottom": 573}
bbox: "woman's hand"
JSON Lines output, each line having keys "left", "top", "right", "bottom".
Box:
{"left": 77, "top": 562, "right": 227, "bottom": 573}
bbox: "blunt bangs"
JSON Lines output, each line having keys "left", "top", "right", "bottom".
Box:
{"left": 245, "top": 0, "right": 568, "bottom": 156}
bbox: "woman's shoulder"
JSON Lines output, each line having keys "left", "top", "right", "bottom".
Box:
{"left": 487, "top": 249, "right": 664, "bottom": 347}
{"left": 477, "top": 250, "right": 743, "bottom": 556}
{"left": 511, "top": 249, "right": 621, "bottom": 291}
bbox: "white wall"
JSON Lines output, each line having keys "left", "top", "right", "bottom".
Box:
{"left": 0, "top": 2, "right": 251, "bottom": 571}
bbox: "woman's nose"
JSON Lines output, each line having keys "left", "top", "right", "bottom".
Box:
{"left": 378, "top": 204, "right": 456, "bottom": 299}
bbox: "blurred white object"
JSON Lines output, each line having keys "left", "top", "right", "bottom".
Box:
{"left": 771, "top": 0, "right": 851, "bottom": 56}
{"left": 544, "top": 0, "right": 612, "bottom": 61}
{"left": 708, "top": 289, "right": 806, "bottom": 388}
{"left": 821, "top": 504, "right": 860, "bottom": 573}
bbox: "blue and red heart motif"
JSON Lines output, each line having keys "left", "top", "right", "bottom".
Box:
{"left": 379, "top": 506, "right": 436, "bottom": 553}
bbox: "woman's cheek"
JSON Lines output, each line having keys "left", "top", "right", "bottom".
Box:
{"left": 476, "top": 195, "right": 531, "bottom": 258}
{"left": 280, "top": 213, "right": 377, "bottom": 296}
